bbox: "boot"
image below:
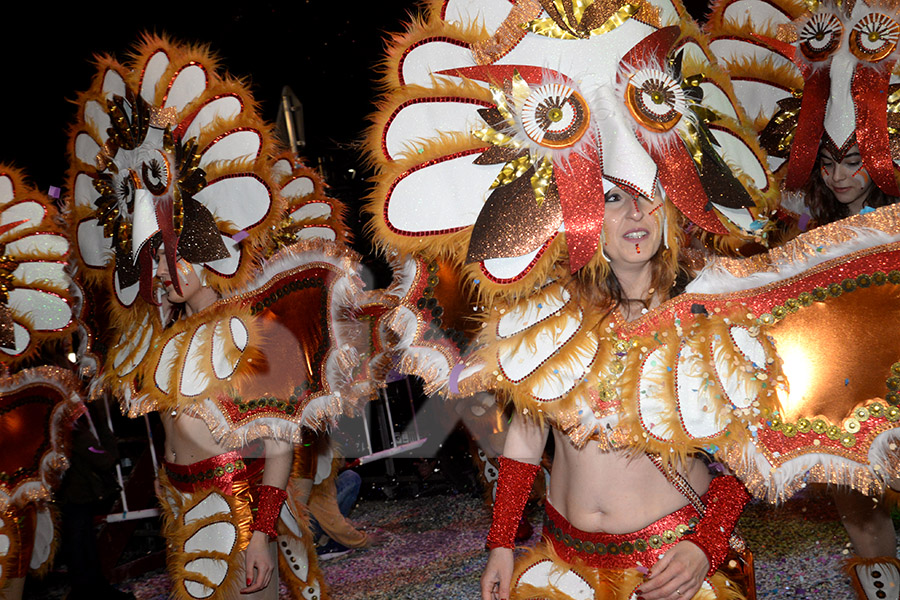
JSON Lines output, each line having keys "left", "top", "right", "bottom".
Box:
{"left": 845, "top": 556, "right": 900, "bottom": 600}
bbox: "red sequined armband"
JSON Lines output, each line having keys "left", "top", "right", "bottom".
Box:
{"left": 682, "top": 475, "right": 749, "bottom": 576}
{"left": 252, "top": 485, "right": 287, "bottom": 539}
{"left": 486, "top": 456, "right": 540, "bottom": 550}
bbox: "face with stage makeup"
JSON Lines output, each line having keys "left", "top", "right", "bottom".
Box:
{"left": 154, "top": 243, "right": 205, "bottom": 309}
{"left": 819, "top": 145, "right": 876, "bottom": 215}
{"left": 601, "top": 185, "right": 664, "bottom": 274}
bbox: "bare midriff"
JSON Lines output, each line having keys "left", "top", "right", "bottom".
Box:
{"left": 547, "top": 430, "right": 712, "bottom": 534}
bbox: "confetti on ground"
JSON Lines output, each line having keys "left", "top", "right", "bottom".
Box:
{"left": 24, "top": 487, "right": 899, "bottom": 599}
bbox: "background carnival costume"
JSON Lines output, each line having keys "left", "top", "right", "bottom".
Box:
{"left": 64, "top": 34, "right": 370, "bottom": 600}
{"left": 0, "top": 166, "right": 84, "bottom": 598}
{"left": 366, "top": 0, "right": 900, "bottom": 598}
{"left": 706, "top": 1, "right": 900, "bottom": 596}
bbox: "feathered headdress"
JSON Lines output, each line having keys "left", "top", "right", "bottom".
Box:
{"left": 67, "top": 34, "right": 282, "bottom": 320}
{"left": 269, "top": 152, "right": 352, "bottom": 251}
{"left": 708, "top": 0, "right": 900, "bottom": 194}
{"left": 66, "top": 34, "right": 283, "bottom": 393}
{"left": 367, "top": 0, "right": 775, "bottom": 301}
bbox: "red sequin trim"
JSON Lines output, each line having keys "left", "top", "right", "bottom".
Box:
{"left": 383, "top": 147, "right": 487, "bottom": 237}
{"left": 682, "top": 475, "right": 749, "bottom": 576}
{"left": 163, "top": 450, "right": 264, "bottom": 495}
{"left": 381, "top": 97, "right": 492, "bottom": 161}
{"left": 545, "top": 499, "right": 701, "bottom": 569}
{"left": 252, "top": 484, "right": 287, "bottom": 539}
{"left": 486, "top": 456, "right": 540, "bottom": 549}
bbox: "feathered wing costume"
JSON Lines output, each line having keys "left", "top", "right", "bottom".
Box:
{"left": 0, "top": 166, "right": 83, "bottom": 589}
{"left": 65, "top": 35, "right": 368, "bottom": 600}
{"left": 376, "top": 252, "right": 480, "bottom": 394}
{"left": 708, "top": 5, "right": 900, "bottom": 594}
{"left": 270, "top": 152, "right": 352, "bottom": 249}
{"left": 367, "top": 0, "right": 900, "bottom": 505}
{"left": 66, "top": 34, "right": 365, "bottom": 444}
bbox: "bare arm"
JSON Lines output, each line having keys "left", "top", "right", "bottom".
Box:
{"left": 480, "top": 412, "right": 548, "bottom": 600}
{"left": 260, "top": 438, "right": 292, "bottom": 488}
{"left": 502, "top": 411, "right": 549, "bottom": 464}
{"left": 242, "top": 439, "right": 292, "bottom": 594}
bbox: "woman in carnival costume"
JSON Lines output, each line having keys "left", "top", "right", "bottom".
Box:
{"left": 66, "top": 35, "right": 367, "bottom": 600}
{"left": 366, "top": 0, "right": 780, "bottom": 597}
{"left": 0, "top": 166, "right": 85, "bottom": 599}
{"left": 707, "top": 1, "right": 900, "bottom": 596}
{"left": 368, "top": 1, "right": 900, "bottom": 599}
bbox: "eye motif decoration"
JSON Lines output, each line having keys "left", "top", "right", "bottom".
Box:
{"left": 141, "top": 152, "right": 171, "bottom": 196}
{"left": 624, "top": 67, "right": 688, "bottom": 133}
{"left": 520, "top": 83, "right": 591, "bottom": 148}
{"left": 795, "top": 8, "right": 900, "bottom": 64}
{"left": 798, "top": 11, "right": 844, "bottom": 61}
{"left": 849, "top": 12, "right": 900, "bottom": 61}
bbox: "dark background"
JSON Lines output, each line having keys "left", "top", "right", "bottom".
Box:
{"left": 1, "top": 1, "right": 706, "bottom": 241}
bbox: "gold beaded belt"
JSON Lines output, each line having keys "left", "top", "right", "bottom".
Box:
{"left": 544, "top": 501, "right": 701, "bottom": 568}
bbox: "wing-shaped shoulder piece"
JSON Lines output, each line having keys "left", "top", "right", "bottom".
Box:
{"left": 0, "top": 167, "right": 76, "bottom": 366}
{"left": 689, "top": 204, "right": 900, "bottom": 499}
{"left": 66, "top": 35, "right": 283, "bottom": 403}
{"left": 123, "top": 241, "right": 365, "bottom": 446}
{"left": 379, "top": 253, "right": 480, "bottom": 395}
{"left": 270, "top": 152, "right": 352, "bottom": 249}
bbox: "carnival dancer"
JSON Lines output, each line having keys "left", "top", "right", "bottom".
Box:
{"left": 367, "top": 1, "right": 900, "bottom": 598}
{"left": 802, "top": 141, "right": 900, "bottom": 592}
{"left": 365, "top": 0, "right": 781, "bottom": 597}
{"left": 65, "top": 35, "right": 366, "bottom": 600}
{"left": 481, "top": 186, "right": 751, "bottom": 600}
{"left": 0, "top": 165, "right": 83, "bottom": 599}
{"left": 706, "top": 1, "right": 900, "bottom": 595}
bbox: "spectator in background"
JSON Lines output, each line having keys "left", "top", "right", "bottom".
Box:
{"left": 57, "top": 402, "right": 133, "bottom": 600}
{"left": 289, "top": 429, "right": 385, "bottom": 560}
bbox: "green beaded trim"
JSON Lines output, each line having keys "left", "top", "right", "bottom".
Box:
{"left": 757, "top": 270, "right": 900, "bottom": 446}
{"left": 757, "top": 270, "right": 900, "bottom": 326}
{"left": 768, "top": 402, "right": 900, "bottom": 448}
{"left": 231, "top": 382, "right": 312, "bottom": 415}
{"left": 544, "top": 517, "right": 699, "bottom": 555}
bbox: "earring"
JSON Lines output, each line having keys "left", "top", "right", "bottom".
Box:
{"left": 662, "top": 212, "right": 669, "bottom": 249}
{"left": 600, "top": 232, "right": 610, "bottom": 261}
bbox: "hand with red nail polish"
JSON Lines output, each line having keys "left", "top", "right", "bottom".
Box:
{"left": 634, "top": 541, "right": 708, "bottom": 599}
{"left": 241, "top": 531, "right": 275, "bottom": 594}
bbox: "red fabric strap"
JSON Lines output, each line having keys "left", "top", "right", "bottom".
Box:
{"left": 852, "top": 65, "right": 900, "bottom": 196}
{"left": 785, "top": 68, "right": 830, "bottom": 190}
{"left": 486, "top": 456, "right": 540, "bottom": 550}
{"left": 682, "top": 475, "right": 749, "bottom": 577}
{"left": 252, "top": 484, "right": 287, "bottom": 539}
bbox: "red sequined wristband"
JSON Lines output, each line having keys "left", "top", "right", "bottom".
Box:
{"left": 486, "top": 456, "right": 540, "bottom": 550}
{"left": 252, "top": 485, "right": 287, "bottom": 539}
{"left": 682, "top": 475, "right": 750, "bottom": 576}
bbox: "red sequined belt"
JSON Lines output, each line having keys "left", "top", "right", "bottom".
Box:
{"left": 545, "top": 500, "right": 701, "bottom": 569}
{"left": 163, "top": 450, "right": 263, "bottom": 495}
